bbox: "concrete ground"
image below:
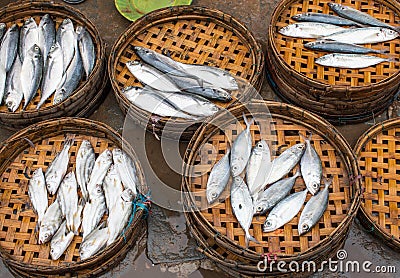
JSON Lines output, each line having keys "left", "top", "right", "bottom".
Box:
{"left": 0, "top": 0, "right": 399, "bottom": 277}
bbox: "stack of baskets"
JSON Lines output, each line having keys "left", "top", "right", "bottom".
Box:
{"left": 267, "top": 0, "right": 400, "bottom": 124}
{"left": 0, "top": 118, "right": 149, "bottom": 277}
{"left": 0, "top": 1, "right": 107, "bottom": 130}
{"left": 182, "top": 101, "right": 361, "bottom": 276}
{"left": 108, "top": 6, "right": 265, "bottom": 140}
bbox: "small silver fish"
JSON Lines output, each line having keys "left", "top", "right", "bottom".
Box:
{"left": 56, "top": 18, "right": 76, "bottom": 73}
{"left": 19, "top": 18, "right": 38, "bottom": 63}
{"left": 107, "top": 189, "right": 135, "bottom": 246}
{"left": 38, "top": 14, "right": 56, "bottom": 64}
{"left": 75, "top": 140, "right": 95, "bottom": 202}
{"left": 264, "top": 143, "right": 305, "bottom": 185}
{"left": 206, "top": 149, "right": 231, "bottom": 204}
{"left": 21, "top": 44, "right": 43, "bottom": 110}
{"left": 76, "top": 26, "right": 95, "bottom": 78}
{"left": 79, "top": 222, "right": 109, "bottom": 260}
{"left": 298, "top": 178, "right": 331, "bottom": 236}
{"left": 5, "top": 56, "right": 22, "bottom": 111}
{"left": 300, "top": 134, "right": 322, "bottom": 195}
{"left": 86, "top": 149, "right": 112, "bottom": 200}
{"left": 57, "top": 172, "right": 78, "bottom": 232}
{"left": 279, "top": 22, "right": 346, "bottom": 38}
{"left": 320, "top": 27, "right": 399, "bottom": 44}
{"left": 246, "top": 140, "right": 272, "bottom": 197}
{"left": 45, "top": 135, "right": 74, "bottom": 195}
{"left": 263, "top": 189, "right": 308, "bottom": 233}
{"left": 230, "top": 114, "right": 254, "bottom": 177}
{"left": 28, "top": 168, "right": 48, "bottom": 226}
{"left": 0, "top": 24, "right": 19, "bottom": 72}
{"left": 315, "top": 53, "right": 392, "bottom": 69}
{"left": 112, "top": 148, "right": 138, "bottom": 196}
{"left": 253, "top": 171, "right": 301, "bottom": 215}
{"left": 305, "top": 40, "right": 388, "bottom": 54}
{"left": 81, "top": 184, "right": 107, "bottom": 240}
{"left": 292, "top": 12, "right": 361, "bottom": 26}
{"left": 50, "top": 221, "right": 74, "bottom": 260}
{"left": 0, "top": 23, "right": 6, "bottom": 41}
{"left": 38, "top": 201, "right": 63, "bottom": 244}
{"left": 230, "top": 176, "right": 259, "bottom": 247}
{"left": 103, "top": 164, "right": 124, "bottom": 210}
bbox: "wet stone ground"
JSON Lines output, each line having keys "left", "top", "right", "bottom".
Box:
{"left": 0, "top": 0, "right": 399, "bottom": 277}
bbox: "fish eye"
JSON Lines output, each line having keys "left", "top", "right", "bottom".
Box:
{"left": 265, "top": 220, "right": 272, "bottom": 227}
{"left": 256, "top": 206, "right": 263, "bottom": 212}
{"left": 258, "top": 144, "right": 263, "bottom": 148}
{"left": 50, "top": 248, "right": 54, "bottom": 254}
{"left": 312, "top": 183, "right": 318, "bottom": 189}
{"left": 211, "top": 192, "right": 217, "bottom": 198}
{"left": 302, "top": 223, "right": 309, "bottom": 231}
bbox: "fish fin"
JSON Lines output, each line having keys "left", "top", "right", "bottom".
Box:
{"left": 34, "top": 222, "right": 40, "bottom": 233}
{"left": 245, "top": 231, "right": 260, "bottom": 248}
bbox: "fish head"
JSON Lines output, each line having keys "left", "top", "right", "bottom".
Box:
{"left": 50, "top": 242, "right": 64, "bottom": 260}
{"left": 29, "top": 44, "right": 42, "bottom": 60}
{"left": 46, "top": 179, "right": 58, "bottom": 195}
{"left": 79, "top": 242, "right": 90, "bottom": 260}
{"left": 125, "top": 60, "right": 141, "bottom": 71}
{"left": 53, "top": 88, "right": 67, "bottom": 105}
{"left": 380, "top": 28, "right": 399, "bottom": 40}
{"left": 23, "top": 18, "right": 37, "bottom": 29}
{"left": 39, "top": 14, "right": 52, "bottom": 27}
{"left": 60, "top": 18, "right": 74, "bottom": 31}
{"left": 214, "top": 88, "right": 232, "bottom": 102}
{"left": 48, "top": 43, "right": 62, "bottom": 57}
{"left": 6, "top": 95, "right": 19, "bottom": 112}
{"left": 206, "top": 188, "right": 220, "bottom": 204}
{"left": 278, "top": 24, "right": 297, "bottom": 36}
{"left": 254, "top": 140, "right": 269, "bottom": 154}
{"left": 290, "top": 143, "right": 306, "bottom": 157}
{"left": 327, "top": 3, "right": 342, "bottom": 11}
{"left": 253, "top": 201, "right": 269, "bottom": 215}
{"left": 304, "top": 41, "right": 322, "bottom": 49}
{"left": 133, "top": 46, "right": 155, "bottom": 58}
{"left": 75, "top": 25, "right": 84, "bottom": 35}
{"left": 9, "top": 24, "right": 19, "bottom": 34}
{"left": 263, "top": 215, "right": 279, "bottom": 232}
{"left": 38, "top": 225, "right": 52, "bottom": 244}
{"left": 308, "top": 181, "right": 320, "bottom": 195}
{"left": 231, "top": 162, "right": 242, "bottom": 177}
{"left": 298, "top": 220, "right": 312, "bottom": 236}
{"left": 121, "top": 189, "right": 135, "bottom": 202}
{"left": 32, "top": 168, "right": 43, "bottom": 179}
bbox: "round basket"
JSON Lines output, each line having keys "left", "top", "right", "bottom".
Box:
{"left": 0, "top": 118, "right": 149, "bottom": 277}
{"left": 108, "top": 6, "right": 264, "bottom": 141}
{"left": 182, "top": 100, "right": 361, "bottom": 275}
{"left": 0, "top": 1, "right": 107, "bottom": 130}
{"left": 267, "top": 0, "right": 400, "bottom": 124}
{"left": 354, "top": 118, "right": 400, "bottom": 252}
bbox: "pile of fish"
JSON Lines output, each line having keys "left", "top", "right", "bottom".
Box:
{"left": 28, "top": 136, "right": 139, "bottom": 261}
{"left": 279, "top": 3, "right": 399, "bottom": 69}
{"left": 123, "top": 46, "right": 238, "bottom": 120}
{"left": 0, "top": 15, "right": 95, "bottom": 112}
{"left": 206, "top": 114, "right": 331, "bottom": 247}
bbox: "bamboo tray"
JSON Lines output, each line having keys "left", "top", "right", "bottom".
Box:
{"left": 355, "top": 118, "right": 400, "bottom": 251}
{"left": 0, "top": 118, "right": 149, "bottom": 277}
{"left": 108, "top": 6, "right": 264, "bottom": 141}
{"left": 182, "top": 101, "right": 361, "bottom": 275}
{"left": 0, "top": 1, "right": 106, "bottom": 130}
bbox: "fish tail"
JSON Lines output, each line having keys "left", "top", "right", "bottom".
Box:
{"left": 294, "top": 168, "right": 302, "bottom": 178}
{"left": 245, "top": 231, "right": 260, "bottom": 248}
{"left": 298, "top": 131, "right": 312, "bottom": 142}
{"left": 64, "top": 133, "right": 76, "bottom": 147}
{"left": 375, "top": 46, "right": 391, "bottom": 54}
{"left": 34, "top": 221, "right": 40, "bottom": 234}
{"left": 387, "top": 57, "right": 399, "bottom": 63}
{"left": 322, "top": 176, "right": 333, "bottom": 190}
{"left": 242, "top": 112, "right": 254, "bottom": 131}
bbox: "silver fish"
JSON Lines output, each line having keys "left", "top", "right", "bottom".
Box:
{"left": 246, "top": 140, "right": 272, "bottom": 197}
{"left": 278, "top": 22, "right": 346, "bottom": 38}
{"left": 263, "top": 189, "right": 308, "bottom": 232}
{"left": 305, "top": 40, "right": 388, "bottom": 54}
{"left": 107, "top": 188, "right": 135, "bottom": 246}
{"left": 300, "top": 134, "right": 322, "bottom": 195}
{"left": 57, "top": 172, "right": 78, "bottom": 232}
{"left": 21, "top": 44, "right": 43, "bottom": 110}
{"left": 103, "top": 164, "right": 124, "bottom": 210}
{"left": 0, "top": 24, "right": 19, "bottom": 72}
{"left": 38, "top": 43, "right": 64, "bottom": 109}
{"left": 112, "top": 148, "right": 138, "bottom": 196}
{"left": 230, "top": 114, "right": 254, "bottom": 177}
{"left": 320, "top": 27, "right": 399, "bottom": 44}
{"left": 53, "top": 37, "right": 83, "bottom": 105}
{"left": 75, "top": 140, "right": 95, "bottom": 202}
{"left": 79, "top": 222, "right": 108, "bottom": 260}
{"left": 0, "top": 23, "right": 6, "bottom": 41}
{"left": 19, "top": 18, "right": 38, "bottom": 63}
{"left": 292, "top": 12, "right": 361, "bottom": 26}
{"left": 56, "top": 18, "right": 76, "bottom": 72}
{"left": 45, "top": 135, "right": 74, "bottom": 195}
{"left": 179, "top": 63, "right": 239, "bottom": 91}
{"left": 143, "top": 87, "right": 219, "bottom": 118}
{"left": 38, "top": 200, "right": 63, "bottom": 244}
{"left": 0, "top": 65, "right": 6, "bottom": 106}
{"left": 166, "top": 74, "right": 232, "bottom": 102}
{"left": 76, "top": 26, "right": 95, "bottom": 78}
{"left": 206, "top": 149, "right": 230, "bottom": 204}
{"left": 316, "top": 53, "right": 391, "bottom": 69}
{"left": 81, "top": 184, "right": 107, "bottom": 240}
{"left": 86, "top": 149, "right": 112, "bottom": 199}
{"left": 328, "top": 3, "right": 397, "bottom": 31}
{"left": 126, "top": 61, "right": 181, "bottom": 92}
{"left": 28, "top": 168, "right": 48, "bottom": 226}
{"left": 253, "top": 171, "right": 301, "bottom": 215}
{"left": 264, "top": 143, "right": 305, "bottom": 185}
{"left": 298, "top": 178, "right": 331, "bottom": 236}
{"left": 50, "top": 221, "right": 74, "bottom": 260}
{"left": 38, "top": 14, "right": 56, "bottom": 64}
{"left": 122, "top": 86, "right": 197, "bottom": 119}
{"left": 5, "top": 55, "right": 23, "bottom": 112}
{"left": 230, "top": 176, "right": 258, "bottom": 247}
{"left": 133, "top": 46, "right": 203, "bottom": 86}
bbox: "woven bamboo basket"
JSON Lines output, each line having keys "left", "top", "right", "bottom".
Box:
{"left": 0, "top": 1, "right": 106, "bottom": 130}
{"left": 108, "top": 6, "right": 264, "bottom": 141}
{"left": 0, "top": 118, "right": 149, "bottom": 277}
{"left": 354, "top": 118, "right": 400, "bottom": 251}
{"left": 182, "top": 100, "right": 361, "bottom": 275}
{"left": 267, "top": 0, "right": 400, "bottom": 123}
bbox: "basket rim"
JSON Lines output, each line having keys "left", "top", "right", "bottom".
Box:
{"left": 0, "top": 1, "right": 106, "bottom": 119}
{"left": 353, "top": 117, "right": 400, "bottom": 249}
{"left": 268, "top": 0, "right": 400, "bottom": 91}
{"left": 181, "top": 100, "right": 362, "bottom": 258}
{"left": 107, "top": 5, "right": 265, "bottom": 126}
{"left": 0, "top": 117, "right": 149, "bottom": 273}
